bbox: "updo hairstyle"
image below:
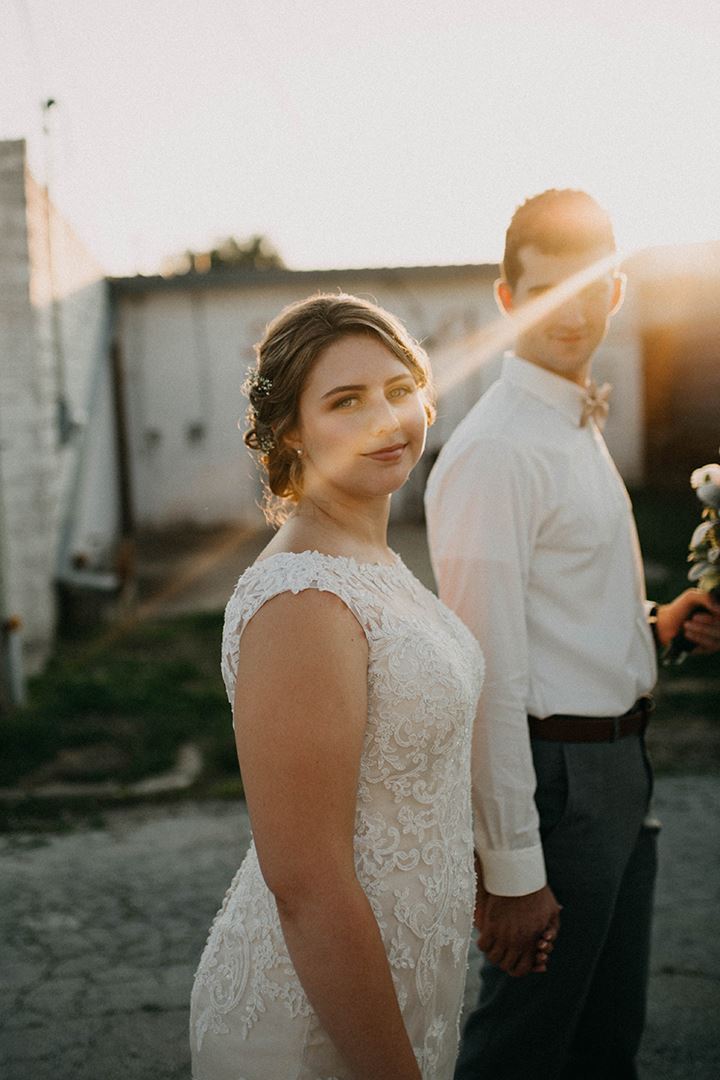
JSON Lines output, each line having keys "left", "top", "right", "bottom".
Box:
{"left": 243, "top": 292, "right": 435, "bottom": 522}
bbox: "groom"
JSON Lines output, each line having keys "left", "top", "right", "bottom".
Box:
{"left": 425, "top": 188, "right": 720, "bottom": 1079}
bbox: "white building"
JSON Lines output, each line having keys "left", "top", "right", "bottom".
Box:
{"left": 111, "top": 263, "right": 645, "bottom": 531}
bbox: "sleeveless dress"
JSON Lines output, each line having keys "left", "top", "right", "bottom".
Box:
{"left": 190, "top": 551, "right": 484, "bottom": 1080}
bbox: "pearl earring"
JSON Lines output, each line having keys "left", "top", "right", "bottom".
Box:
{"left": 296, "top": 448, "right": 303, "bottom": 457}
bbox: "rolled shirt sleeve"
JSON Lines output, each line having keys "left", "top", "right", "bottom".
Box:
{"left": 425, "top": 436, "right": 547, "bottom": 896}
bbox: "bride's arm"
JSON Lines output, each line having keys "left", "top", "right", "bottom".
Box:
{"left": 234, "top": 588, "right": 422, "bottom": 1080}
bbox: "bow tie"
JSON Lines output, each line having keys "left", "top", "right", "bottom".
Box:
{"left": 580, "top": 381, "right": 612, "bottom": 431}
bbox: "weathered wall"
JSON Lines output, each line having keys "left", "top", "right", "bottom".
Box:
{"left": 0, "top": 141, "right": 110, "bottom": 671}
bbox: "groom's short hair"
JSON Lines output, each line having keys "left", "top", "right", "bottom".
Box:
{"left": 502, "top": 189, "right": 616, "bottom": 289}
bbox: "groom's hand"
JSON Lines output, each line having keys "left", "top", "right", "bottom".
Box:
{"left": 656, "top": 588, "right": 720, "bottom": 651}
{"left": 476, "top": 883, "right": 561, "bottom": 978}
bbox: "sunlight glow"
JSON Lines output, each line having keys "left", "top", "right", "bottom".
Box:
{"left": 2, "top": 1, "right": 719, "bottom": 275}
{"left": 432, "top": 253, "right": 622, "bottom": 396}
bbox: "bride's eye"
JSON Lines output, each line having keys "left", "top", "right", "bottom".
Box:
{"left": 388, "top": 384, "right": 414, "bottom": 399}
{"left": 333, "top": 395, "right": 359, "bottom": 409}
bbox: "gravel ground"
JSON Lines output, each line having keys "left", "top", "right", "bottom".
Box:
{"left": 1, "top": 775, "right": 719, "bottom": 1080}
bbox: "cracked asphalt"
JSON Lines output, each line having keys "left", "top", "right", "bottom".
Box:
{"left": 1, "top": 775, "right": 719, "bottom": 1079}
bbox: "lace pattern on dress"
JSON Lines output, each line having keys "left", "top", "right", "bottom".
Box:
{"left": 191, "top": 551, "right": 484, "bottom": 1080}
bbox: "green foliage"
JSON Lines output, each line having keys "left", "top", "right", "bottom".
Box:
{"left": 161, "top": 233, "right": 285, "bottom": 277}
{"left": 0, "top": 611, "right": 232, "bottom": 787}
{"left": 631, "top": 487, "right": 720, "bottom": 680}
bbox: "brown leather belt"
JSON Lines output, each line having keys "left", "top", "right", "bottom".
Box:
{"left": 528, "top": 696, "right": 654, "bottom": 743}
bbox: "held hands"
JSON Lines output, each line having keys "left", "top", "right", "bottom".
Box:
{"left": 656, "top": 589, "right": 720, "bottom": 654}
{"left": 473, "top": 857, "right": 561, "bottom": 978}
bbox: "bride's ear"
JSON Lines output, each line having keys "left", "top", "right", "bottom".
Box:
{"left": 281, "top": 426, "right": 302, "bottom": 454}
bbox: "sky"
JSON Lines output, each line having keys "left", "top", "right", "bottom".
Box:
{"left": 2, "top": 0, "right": 720, "bottom": 276}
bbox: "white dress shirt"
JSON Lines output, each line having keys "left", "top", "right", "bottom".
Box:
{"left": 424, "top": 354, "right": 657, "bottom": 896}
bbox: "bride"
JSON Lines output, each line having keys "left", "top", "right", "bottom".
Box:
{"left": 190, "top": 293, "right": 484, "bottom": 1079}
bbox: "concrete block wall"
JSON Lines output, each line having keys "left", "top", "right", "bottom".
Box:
{"left": 0, "top": 140, "right": 54, "bottom": 670}
{"left": 0, "top": 141, "right": 109, "bottom": 672}
{"left": 24, "top": 170, "right": 117, "bottom": 579}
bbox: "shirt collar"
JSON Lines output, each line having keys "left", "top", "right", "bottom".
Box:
{"left": 501, "top": 353, "right": 588, "bottom": 427}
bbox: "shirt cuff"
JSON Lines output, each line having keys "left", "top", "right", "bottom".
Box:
{"left": 477, "top": 843, "right": 547, "bottom": 897}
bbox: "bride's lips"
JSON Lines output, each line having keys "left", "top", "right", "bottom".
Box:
{"left": 363, "top": 442, "right": 408, "bottom": 462}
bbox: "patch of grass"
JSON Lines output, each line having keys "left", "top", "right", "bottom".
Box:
{"left": 0, "top": 610, "right": 236, "bottom": 787}
{"left": 201, "top": 776, "right": 245, "bottom": 800}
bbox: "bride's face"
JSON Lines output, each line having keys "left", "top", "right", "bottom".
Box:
{"left": 286, "top": 333, "right": 428, "bottom": 503}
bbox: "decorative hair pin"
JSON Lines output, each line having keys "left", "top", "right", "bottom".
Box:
{"left": 248, "top": 373, "right": 273, "bottom": 398}
{"left": 242, "top": 371, "right": 275, "bottom": 453}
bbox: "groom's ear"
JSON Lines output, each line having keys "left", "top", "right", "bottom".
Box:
{"left": 609, "top": 271, "right": 626, "bottom": 316}
{"left": 494, "top": 278, "right": 514, "bottom": 315}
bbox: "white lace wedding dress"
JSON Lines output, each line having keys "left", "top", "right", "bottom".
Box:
{"left": 190, "top": 551, "right": 484, "bottom": 1080}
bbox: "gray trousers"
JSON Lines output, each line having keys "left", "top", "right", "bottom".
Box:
{"left": 455, "top": 733, "right": 659, "bottom": 1080}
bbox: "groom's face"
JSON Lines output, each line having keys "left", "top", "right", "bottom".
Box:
{"left": 497, "top": 244, "right": 624, "bottom": 385}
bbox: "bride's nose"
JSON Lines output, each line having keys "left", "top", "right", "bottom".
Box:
{"left": 369, "top": 396, "right": 402, "bottom": 435}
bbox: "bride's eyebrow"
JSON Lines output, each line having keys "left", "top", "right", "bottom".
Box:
{"left": 321, "top": 375, "right": 410, "bottom": 400}
{"left": 321, "top": 384, "right": 364, "bottom": 399}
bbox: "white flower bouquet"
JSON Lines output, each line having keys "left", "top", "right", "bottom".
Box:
{"left": 663, "top": 460, "right": 720, "bottom": 665}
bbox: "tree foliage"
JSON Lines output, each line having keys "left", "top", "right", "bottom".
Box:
{"left": 162, "top": 234, "right": 285, "bottom": 276}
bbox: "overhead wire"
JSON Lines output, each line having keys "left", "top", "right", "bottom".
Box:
{"left": 11, "top": 1, "right": 81, "bottom": 453}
